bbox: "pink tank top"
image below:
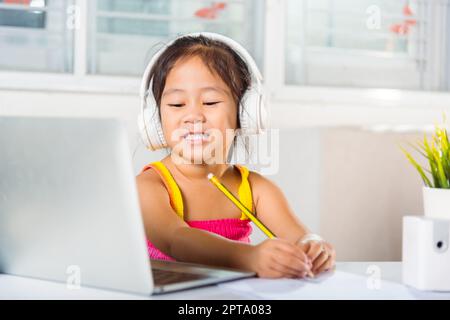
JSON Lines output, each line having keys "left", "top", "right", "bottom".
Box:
{"left": 141, "top": 161, "right": 254, "bottom": 261}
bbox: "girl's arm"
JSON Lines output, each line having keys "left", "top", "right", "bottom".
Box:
{"left": 136, "top": 171, "right": 250, "bottom": 270}
{"left": 136, "top": 171, "right": 312, "bottom": 278}
{"left": 248, "top": 171, "right": 336, "bottom": 274}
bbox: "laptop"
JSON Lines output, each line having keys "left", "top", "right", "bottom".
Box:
{"left": 0, "top": 116, "right": 255, "bottom": 295}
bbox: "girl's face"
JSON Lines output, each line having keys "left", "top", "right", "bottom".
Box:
{"left": 160, "top": 56, "right": 238, "bottom": 165}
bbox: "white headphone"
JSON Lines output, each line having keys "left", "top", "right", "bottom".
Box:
{"left": 138, "top": 32, "right": 268, "bottom": 151}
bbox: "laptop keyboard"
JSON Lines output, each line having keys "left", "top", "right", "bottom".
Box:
{"left": 152, "top": 268, "right": 210, "bottom": 286}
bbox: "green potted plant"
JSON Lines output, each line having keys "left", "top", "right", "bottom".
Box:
{"left": 400, "top": 116, "right": 450, "bottom": 220}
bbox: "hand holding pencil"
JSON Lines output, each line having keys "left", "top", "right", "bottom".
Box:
{"left": 207, "top": 172, "right": 314, "bottom": 278}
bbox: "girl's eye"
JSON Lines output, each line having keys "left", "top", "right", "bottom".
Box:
{"left": 168, "top": 103, "right": 184, "bottom": 107}
{"left": 204, "top": 101, "right": 221, "bottom": 106}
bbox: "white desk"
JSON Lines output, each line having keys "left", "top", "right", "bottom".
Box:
{"left": 1, "top": 262, "right": 449, "bottom": 300}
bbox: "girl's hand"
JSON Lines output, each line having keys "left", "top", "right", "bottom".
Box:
{"left": 248, "top": 238, "right": 313, "bottom": 278}
{"left": 298, "top": 240, "right": 336, "bottom": 275}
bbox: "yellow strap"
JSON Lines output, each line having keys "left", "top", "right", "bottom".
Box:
{"left": 151, "top": 161, "right": 184, "bottom": 219}
{"left": 146, "top": 162, "right": 252, "bottom": 221}
{"left": 235, "top": 165, "right": 253, "bottom": 221}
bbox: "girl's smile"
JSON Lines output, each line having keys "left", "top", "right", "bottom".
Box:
{"left": 183, "top": 132, "right": 211, "bottom": 144}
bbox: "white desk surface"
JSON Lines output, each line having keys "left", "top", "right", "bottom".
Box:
{"left": 1, "top": 262, "right": 449, "bottom": 300}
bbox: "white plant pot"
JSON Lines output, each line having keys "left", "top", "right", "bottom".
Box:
{"left": 423, "top": 186, "right": 450, "bottom": 220}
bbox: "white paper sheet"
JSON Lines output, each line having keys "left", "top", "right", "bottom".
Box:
{"left": 218, "top": 270, "right": 450, "bottom": 300}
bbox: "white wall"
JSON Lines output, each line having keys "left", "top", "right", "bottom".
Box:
{"left": 319, "top": 128, "right": 427, "bottom": 261}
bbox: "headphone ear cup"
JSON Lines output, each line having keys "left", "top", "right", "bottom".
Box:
{"left": 239, "top": 87, "right": 267, "bottom": 136}
{"left": 154, "top": 113, "right": 167, "bottom": 150}
{"left": 258, "top": 92, "right": 269, "bottom": 132}
{"left": 137, "top": 109, "right": 150, "bottom": 148}
{"left": 139, "top": 98, "right": 167, "bottom": 151}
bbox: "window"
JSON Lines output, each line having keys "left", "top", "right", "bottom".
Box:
{"left": 2, "top": 0, "right": 449, "bottom": 100}
{"left": 0, "top": 0, "right": 73, "bottom": 73}
{"left": 285, "top": 0, "right": 450, "bottom": 91}
{"left": 87, "top": 0, "right": 265, "bottom": 76}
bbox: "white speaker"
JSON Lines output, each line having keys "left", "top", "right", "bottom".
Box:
{"left": 402, "top": 216, "right": 450, "bottom": 291}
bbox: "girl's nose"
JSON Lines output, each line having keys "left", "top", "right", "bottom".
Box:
{"left": 183, "top": 103, "right": 206, "bottom": 124}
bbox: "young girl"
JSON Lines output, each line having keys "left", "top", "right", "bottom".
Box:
{"left": 136, "top": 33, "right": 335, "bottom": 279}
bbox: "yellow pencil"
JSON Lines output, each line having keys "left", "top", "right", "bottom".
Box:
{"left": 207, "top": 172, "right": 276, "bottom": 239}
{"left": 207, "top": 172, "right": 315, "bottom": 278}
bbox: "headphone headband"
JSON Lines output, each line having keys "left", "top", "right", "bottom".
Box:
{"left": 140, "top": 32, "right": 262, "bottom": 101}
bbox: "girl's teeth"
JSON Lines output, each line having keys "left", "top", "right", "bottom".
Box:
{"left": 185, "top": 133, "right": 209, "bottom": 141}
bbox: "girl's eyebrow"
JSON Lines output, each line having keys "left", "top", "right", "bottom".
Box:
{"left": 162, "top": 88, "right": 184, "bottom": 97}
{"left": 162, "top": 86, "right": 228, "bottom": 97}
{"left": 200, "top": 86, "right": 228, "bottom": 95}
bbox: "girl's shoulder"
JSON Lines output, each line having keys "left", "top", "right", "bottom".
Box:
{"left": 247, "top": 170, "right": 283, "bottom": 207}
{"left": 247, "top": 170, "right": 277, "bottom": 189}
{"left": 136, "top": 164, "right": 166, "bottom": 190}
